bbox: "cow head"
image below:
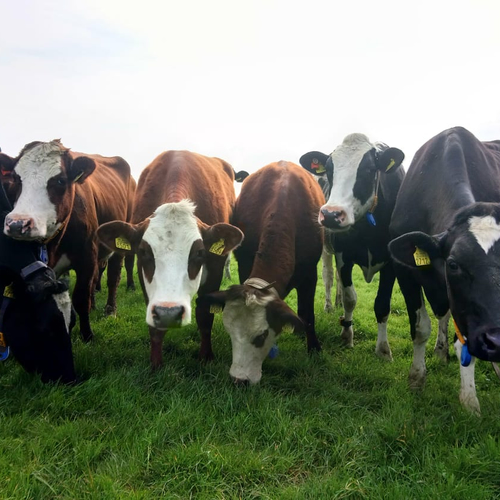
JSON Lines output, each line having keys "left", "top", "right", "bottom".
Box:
{"left": 0, "top": 140, "right": 95, "bottom": 241}
{"left": 97, "top": 200, "right": 244, "bottom": 330}
{"left": 389, "top": 202, "right": 500, "bottom": 362}
{"left": 300, "top": 134, "right": 404, "bottom": 230}
{"left": 203, "top": 284, "right": 304, "bottom": 384}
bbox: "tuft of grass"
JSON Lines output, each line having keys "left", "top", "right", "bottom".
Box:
{"left": 0, "top": 262, "right": 499, "bottom": 499}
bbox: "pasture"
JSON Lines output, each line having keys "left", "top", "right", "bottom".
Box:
{"left": 0, "top": 262, "right": 499, "bottom": 499}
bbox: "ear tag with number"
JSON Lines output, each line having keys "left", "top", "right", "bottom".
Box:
{"left": 413, "top": 247, "right": 431, "bottom": 266}
{"left": 461, "top": 343, "right": 472, "bottom": 367}
{"left": 210, "top": 304, "right": 223, "bottom": 314}
{"left": 311, "top": 159, "right": 326, "bottom": 174}
{"left": 115, "top": 237, "right": 132, "bottom": 251}
{"left": 385, "top": 159, "right": 396, "bottom": 172}
{"left": 209, "top": 238, "right": 225, "bottom": 255}
{"left": 3, "top": 284, "right": 14, "bottom": 299}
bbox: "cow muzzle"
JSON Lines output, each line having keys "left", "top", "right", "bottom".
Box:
{"left": 151, "top": 303, "right": 185, "bottom": 329}
{"left": 4, "top": 216, "right": 35, "bottom": 239}
{"left": 468, "top": 328, "right": 500, "bottom": 362}
{"left": 319, "top": 206, "right": 351, "bottom": 230}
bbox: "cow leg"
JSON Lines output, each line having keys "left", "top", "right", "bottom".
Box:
{"left": 105, "top": 252, "right": 123, "bottom": 316}
{"left": 337, "top": 256, "right": 356, "bottom": 348}
{"left": 373, "top": 264, "right": 395, "bottom": 361}
{"left": 72, "top": 259, "right": 98, "bottom": 342}
{"left": 297, "top": 264, "right": 321, "bottom": 353}
{"left": 335, "top": 269, "right": 343, "bottom": 308}
{"left": 125, "top": 253, "right": 135, "bottom": 291}
{"left": 224, "top": 253, "right": 232, "bottom": 281}
{"left": 434, "top": 311, "right": 451, "bottom": 362}
{"left": 454, "top": 339, "right": 480, "bottom": 415}
{"left": 149, "top": 325, "right": 166, "bottom": 369}
{"left": 322, "top": 249, "right": 334, "bottom": 313}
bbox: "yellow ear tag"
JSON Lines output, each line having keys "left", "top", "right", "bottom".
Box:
{"left": 316, "top": 163, "right": 326, "bottom": 174}
{"left": 73, "top": 171, "right": 84, "bottom": 182}
{"left": 115, "top": 237, "right": 132, "bottom": 251}
{"left": 3, "top": 284, "right": 14, "bottom": 299}
{"left": 282, "top": 324, "right": 294, "bottom": 334}
{"left": 209, "top": 238, "right": 225, "bottom": 256}
{"left": 0, "top": 332, "right": 6, "bottom": 348}
{"left": 210, "top": 304, "right": 223, "bottom": 314}
{"left": 385, "top": 159, "right": 396, "bottom": 172}
{"left": 413, "top": 247, "right": 431, "bottom": 266}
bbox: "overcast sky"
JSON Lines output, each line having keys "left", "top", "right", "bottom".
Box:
{"left": 1, "top": 0, "right": 499, "bottom": 181}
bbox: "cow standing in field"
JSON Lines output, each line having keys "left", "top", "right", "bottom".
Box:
{"left": 389, "top": 126, "right": 500, "bottom": 414}
{"left": 0, "top": 140, "right": 136, "bottom": 342}
{"left": 201, "top": 161, "right": 324, "bottom": 384}
{"left": 300, "top": 133, "right": 405, "bottom": 359}
{"left": 96, "top": 150, "right": 244, "bottom": 368}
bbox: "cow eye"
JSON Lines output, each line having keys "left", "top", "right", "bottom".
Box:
{"left": 252, "top": 329, "right": 269, "bottom": 348}
{"left": 57, "top": 177, "right": 66, "bottom": 186}
{"left": 447, "top": 259, "right": 460, "bottom": 271}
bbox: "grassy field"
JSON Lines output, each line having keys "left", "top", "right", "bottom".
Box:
{"left": 0, "top": 261, "right": 499, "bottom": 499}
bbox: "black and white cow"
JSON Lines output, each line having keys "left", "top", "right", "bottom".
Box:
{"left": 300, "top": 133, "right": 404, "bottom": 359}
{"left": 389, "top": 126, "right": 500, "bottom": 414}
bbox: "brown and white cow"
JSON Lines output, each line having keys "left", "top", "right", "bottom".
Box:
{"left": 201, "top": 161, "right": 324, "bottom": 384}
{"left": 0, "top": 140, "right": 136, "bottom": 341}
{"left": 96, "top": 150, "right": 244, "bottom": 368}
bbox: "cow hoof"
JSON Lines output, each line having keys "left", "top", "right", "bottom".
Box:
{"left": 375, "top": 343, "right": 393, "bottom": 361}
{"left": 460, "top": 392, "right": 481, "bottom": 416}
{"left": 105, "top": 305, "right": 117, "bottom": 317}
{"left": 81, "top": 333, "right": 94, "bottom": 343}
{"left": 127, "top": 283, "right": 136, "bottom": 292}
{"left": 341, "top": 327, "right": 354, "bottom": 348}
{"left": 408, "top": 367, "right": 426, "bottom": 391}
{"left": 324, "top": 301, "right": 334, "bottom": 313}
{"left": 199, "top": 351, "right": 215, "bottom": 362}
{"left": 434, "top": 345, "right": 450, "bottom": 363}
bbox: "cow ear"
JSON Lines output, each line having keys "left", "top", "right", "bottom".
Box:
{"left": 0, "top": 153, "right": 16, "bottom": 176}
{"left": 200, "top": 222, "right": 244, "bottom": 257}
{"left": 234, "top": 170, "right": 249, "bottom": 182}
{"left": 389, "top": 231, "right": 446, "bottom": 269}
{"left": 266, "top": 300, "right": 305, "bottom": 335}
{"left": 97, "top": 219, "right": 150, "bottom": 254}
{"left": 197, "top": 290, "right": 227, "bottom": 313}
{"left": 377, "top": 148, "right": 404, "bottom": 174}
{"left": 299, "top": 151, "right": 331, "bottom": 176}
{"left": 68, "top": 156, "right": 96, "bottom": 184}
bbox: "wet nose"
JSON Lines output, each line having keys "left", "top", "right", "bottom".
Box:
{"left": 231, "top": 376, "right": 250, "bottom": 387}
{"left": 319, "top": 206, "right": 347, "bottom": 228}
{"left": 4, "top": 216, "right": 35, "bottom": 237}
{"left": 151, "top": 304, "right": 185, "bottom": 328}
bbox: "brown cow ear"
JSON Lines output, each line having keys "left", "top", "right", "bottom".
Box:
{"left": 68, "top": 156, "right": 96, "bottom": 183}
{"left": 200, "top": 222, "right": 244, "bottom": 257}
{"left": 97, "top": 219, "right": 150, "bottom": 254}
{"left": 266, "top": 300, "right": 304, "bottom": 335}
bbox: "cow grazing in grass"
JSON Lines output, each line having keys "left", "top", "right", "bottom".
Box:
{"left": 389, "top": 126, "right": 500, "bottom": 414}
{"left": 0, "top": 177, "right": 76, "bottom": 384}
{"left": 97, "top": 150, "right": 244, "bottom": 369}
{"left": 201, "top": 161, "right": 324, "bottom": 384}
{"left": 300, "top": 133, "right": 404, "bottom": 359}
{"left": 0, "top": 140, "right": 136, "bottom": 342}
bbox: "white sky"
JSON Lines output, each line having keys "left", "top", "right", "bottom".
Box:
{"left": 1, "top": 0, "right": 500, "bottom": 181}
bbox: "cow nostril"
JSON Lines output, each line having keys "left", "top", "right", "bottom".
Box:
{"left": 232, "top": 377, "right": 250, "bottom": 387}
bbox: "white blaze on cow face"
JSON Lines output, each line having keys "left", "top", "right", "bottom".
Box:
{"left": 141, "top": 200, "right": 204, "bottom": 329}
{"left": 468, "top": 215, "right": 500, "bottom": 254}
{"left": 222, "top": 293, "right": 277, "bottom": 384}
{"left": 321, "top": 133, "right": 377, "bottom": 228}
{"left": 5, "top": 142, "right": 64, "bottom": 240}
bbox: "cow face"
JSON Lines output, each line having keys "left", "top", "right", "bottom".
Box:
{"left": 97, "top": 200, "right": 244, "bottom": 330}
{"left": 0, "top": 141, "right": 95, "bottom": 241}
{"left": 389, "top": 202, "right": 500, "bottom": 362}
{"left": 300, "top": 134, "right": 403, "bottom": 231}
{"left": 203, "top": 286, "right": 304, "bottom": 384}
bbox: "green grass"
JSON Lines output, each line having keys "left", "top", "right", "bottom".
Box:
{"left": 0, "top": 262, "right": 499, "bottom": 499}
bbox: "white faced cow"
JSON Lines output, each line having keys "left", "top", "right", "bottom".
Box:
{"left": 300, "top": 133, "right": 404, "bottom": 359}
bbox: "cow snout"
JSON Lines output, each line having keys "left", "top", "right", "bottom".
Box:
{"left": 151, "top": 303, "right": 185, "bottom": 329}
{"left": 4, "top": 216, "right": 35, "bottom": 238}
{"left": 319, "top": 206, "right": 347, "bottom": 229}
{"left": 469, "top": 328, "right": 500, "bottom": 362}
{"left": 231, "top": 376, "right": 250, "bottom": 387}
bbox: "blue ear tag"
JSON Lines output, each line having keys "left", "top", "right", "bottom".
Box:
{"left": 39, "top": 245, "right": 48, "bottom": 264}
{"left": 366, "top": 212, "right": 376, "bottom": 226}
{"left": 0, "top": 346, "right": 10, "bottom": 362}
{"left": 268, "top": 344, "right": 279, "bottom": 359}
{"left": 461, "top": 344, "right": 472, "bottom": 367}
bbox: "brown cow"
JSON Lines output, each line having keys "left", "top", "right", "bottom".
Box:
{"left": 0, "top": 140, "right": 135, "bottom": 341}
{"left": 201, "top": 161, "right": 324, "bottom": 384}
{"left": 96, "top": 150, "right": 244, "bottom": 368}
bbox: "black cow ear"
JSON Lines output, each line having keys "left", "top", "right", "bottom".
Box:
{"left": 377, "top": 148, "right": 404, "bottom": 174}
{"left": 197, "top": 290, "right": 227, "bottom": 313}
{"left": 234, "top": 170, "right": 249, "bottom": 182}
{"left": 0, "top": 153, "right": 16, "bottom": 175}
{"left": 68, "top": 156, "right": 96, "bottom": 183}
{"left": 389, "top": 231, "right": 446, "bottom": 269}
{"left": 299, "top": 151, "right": 331, "bottom": 176}
{"left": 266, "top": 299, "right": 304, "bottom": 335}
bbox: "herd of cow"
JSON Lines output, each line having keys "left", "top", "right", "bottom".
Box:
{"left": 0, "top": 126, "right": 499, "bottom": 415}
